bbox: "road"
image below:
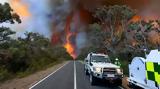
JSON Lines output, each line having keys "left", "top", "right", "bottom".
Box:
{"left": 29, "top": 61, "right": 123, "bottom": 89}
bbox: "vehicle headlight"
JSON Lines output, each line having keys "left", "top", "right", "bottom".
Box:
{"left": 116, "top": 68, "right": 123, "bottom": 74}
{"left": 93, "top": 67, "right": 102, "bottom": 73}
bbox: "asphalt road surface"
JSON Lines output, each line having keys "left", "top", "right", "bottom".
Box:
{"left": 30, "top": 61, "right": 123, "bottom": 89}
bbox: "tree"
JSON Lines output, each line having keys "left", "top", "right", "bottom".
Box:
{"left": 94, "top": 5, "right": 135, "bottom": 54}
{"left": 87, "top": 23, "right": 108, "bottom": 52}
{"left": 0, "top": 3, "right": 21, "bottom": 48}
{"left": 23, "top": 32, "right": 50, "bottom": 53}
{"left": 0, "top": 2, "right": 23, "bottom": 73}
{"left": 128, "top": 20, "right": 160, "bottom": 52}
{"left": 0, "top": 3, "right": 21, "bottom": 24}
{"left": 0, "top": 2, "right": 72, "bottom": 81}
{"left": 0, "top": 27, "right": 15, "bottom": 44}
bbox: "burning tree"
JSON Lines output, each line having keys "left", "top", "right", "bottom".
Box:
{"left": 128, "top": 20, "right": 160, "bottom": 53}
{"left": 92, "top": 5, "right": 160, "bottom": 58}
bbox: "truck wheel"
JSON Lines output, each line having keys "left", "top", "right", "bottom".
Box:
{"left": 90, "top": 74, "right": 97, "bottom": 85}
{"left": 115, "top": 79, "right": 122, "bottom": 86}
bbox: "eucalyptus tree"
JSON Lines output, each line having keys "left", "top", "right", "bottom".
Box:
{"left": 94, "top": 5, "right": 135, "bottom": 54}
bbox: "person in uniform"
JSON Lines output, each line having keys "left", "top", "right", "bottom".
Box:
{"left": 114, "top": 58, "right": 121, "bottom": 67}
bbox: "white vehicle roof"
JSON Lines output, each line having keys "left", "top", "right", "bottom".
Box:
{"left": 90, "top": 53, "right": 108, "bottom": 57}
{"left": 146, "top": 49, "right": 160, "bottom": 62}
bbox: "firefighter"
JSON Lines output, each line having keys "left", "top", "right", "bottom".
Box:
{"left": 114, "top": 58, "right": 121, "bottom": 67}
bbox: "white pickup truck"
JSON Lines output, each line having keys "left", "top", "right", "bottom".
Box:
{"left": 84, "top": 53, "right": 123, "bottom": 86}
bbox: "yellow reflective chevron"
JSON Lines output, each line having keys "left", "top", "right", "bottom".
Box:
{"left": 146, "top": 62, "right": 154, "bottom": 72}
{"left": 146, "top": 62, "right": 160, "bottom": 85}
{"left": 155, "top": 72, "right": 160, "bottom": 85}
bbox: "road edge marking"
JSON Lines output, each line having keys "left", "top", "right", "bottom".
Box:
{"left": 29, "top": 61, "right": 70, "bottom": 89}
{"left": 74, "top": 61, "right": 77, "bottom": 89}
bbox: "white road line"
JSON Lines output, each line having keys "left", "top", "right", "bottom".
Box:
{"left": 29, "top": 61, "right": 70, "bottom": 89}
{"left": 74, "top": 61, "right": 77, "bottom": 89}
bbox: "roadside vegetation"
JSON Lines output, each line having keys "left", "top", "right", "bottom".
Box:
{"left": 0, "top": 3, "right": 72, "bottom": 82}
{"left": 77, "top": 5, "right": 160, "bottom": 75}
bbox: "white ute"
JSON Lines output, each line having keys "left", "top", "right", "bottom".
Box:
{"left": 84, "top": 53, "right": 123, "bottom": 86}
{"left": 128, "top": 49, "right": 160, "bottom": 89}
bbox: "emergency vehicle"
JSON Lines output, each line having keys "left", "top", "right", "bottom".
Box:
{"left": 128, "top": 49, "right": 160, "bottom": 89}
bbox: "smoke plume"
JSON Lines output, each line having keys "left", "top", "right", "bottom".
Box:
{"left": 2, "top": 0, "right": 159, "bottom": 58}
{"left": 50, "top": 0, "right": 160, "bottom": 58}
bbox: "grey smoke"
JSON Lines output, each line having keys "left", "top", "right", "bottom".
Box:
{"left": 24, "top": 0, "right": 52, "bottom": 38}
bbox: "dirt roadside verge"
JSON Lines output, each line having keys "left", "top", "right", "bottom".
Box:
{"left": 0, "top": 61, "right": 69, "bottom": 89}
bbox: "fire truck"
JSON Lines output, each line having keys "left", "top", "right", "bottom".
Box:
{"left": 128, "top": 49, "right": 160, "bottom": 89}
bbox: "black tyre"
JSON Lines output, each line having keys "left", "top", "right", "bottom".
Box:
{"left": 85, "top": 69, "right": 89, "bottom": 75}
{"left": 114, "top": 78, "right": 122, "bottom": 86}
{"left": 89, "top": 73, "right": 97, "bottom": 85}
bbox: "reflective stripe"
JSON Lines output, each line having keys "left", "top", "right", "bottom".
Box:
{"left": 155, "top": 72, "right": 160, "bottom": 84}
{"left": 146, "top": 62, "right": 154, "bottom": 72}
{"left": 146, "top": 62, "right": 160, "bottom": 85}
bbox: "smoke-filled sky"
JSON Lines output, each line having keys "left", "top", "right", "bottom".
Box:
{"left": 0, "top": 0, "right": 160, "bottom": 38}
{"left": 0, "top": 0, "right": 52, "bottom": 38}
{"left": 0, "top": 0, "right": 160, "bottom": 57}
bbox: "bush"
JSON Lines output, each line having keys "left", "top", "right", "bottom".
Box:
{"left": 0, "top": 67, "right": 10, "bottom": 81}
{"left": 0, "top": 32, "right": 72, "bottom": 82}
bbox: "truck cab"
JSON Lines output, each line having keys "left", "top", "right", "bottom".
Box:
{"left": 84, "top": 53, "right": 123, "bottom": 86}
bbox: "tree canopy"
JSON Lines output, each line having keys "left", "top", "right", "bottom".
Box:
{"left": 0, "top": 3, "right": 21, "bottom": 24}
{"left": 0, "top": 2, "right": 72, "bottom": 81}
{"left": 93, "top": 5, "right": 136, "bottom": 54}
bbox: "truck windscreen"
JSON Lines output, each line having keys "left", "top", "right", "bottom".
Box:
{"left": 91, "top": 56, "right": 111, "bottom": 63}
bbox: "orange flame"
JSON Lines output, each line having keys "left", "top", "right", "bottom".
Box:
{"left": 10, "top": 0, "right": 31, "bottom": 17}
{"left": 63, "top": 8, "right": 92, "bottom": 59}
{"left": 64, "top": 33, "right": 76, "bottom": 59}
{"left": 64, "top": 13, "right": 77, "bottom": 59}
{"left": 130, "top": 15, "right": 141, "bottom": 22}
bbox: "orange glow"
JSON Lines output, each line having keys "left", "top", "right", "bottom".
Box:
{"left": 130, "top": 15, "right": 141, "bottom": 22}
{"left": 10, "top": 0, "right": 31, "bottom": 17}
{"left": 64, "top": 33, "right": 76, "bottom": 59}
{"left": 79, "top": 8, "right": 93, "bottom": 24}
{"left": 64, "top": 13, "right": 77, "bottom": 59}
{"left": 130, "top": 15, "right": 160, "bottom": 22}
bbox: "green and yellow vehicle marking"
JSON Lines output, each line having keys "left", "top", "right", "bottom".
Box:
{"left": 146, "top": 62, "right": 160, "bottom": 85}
